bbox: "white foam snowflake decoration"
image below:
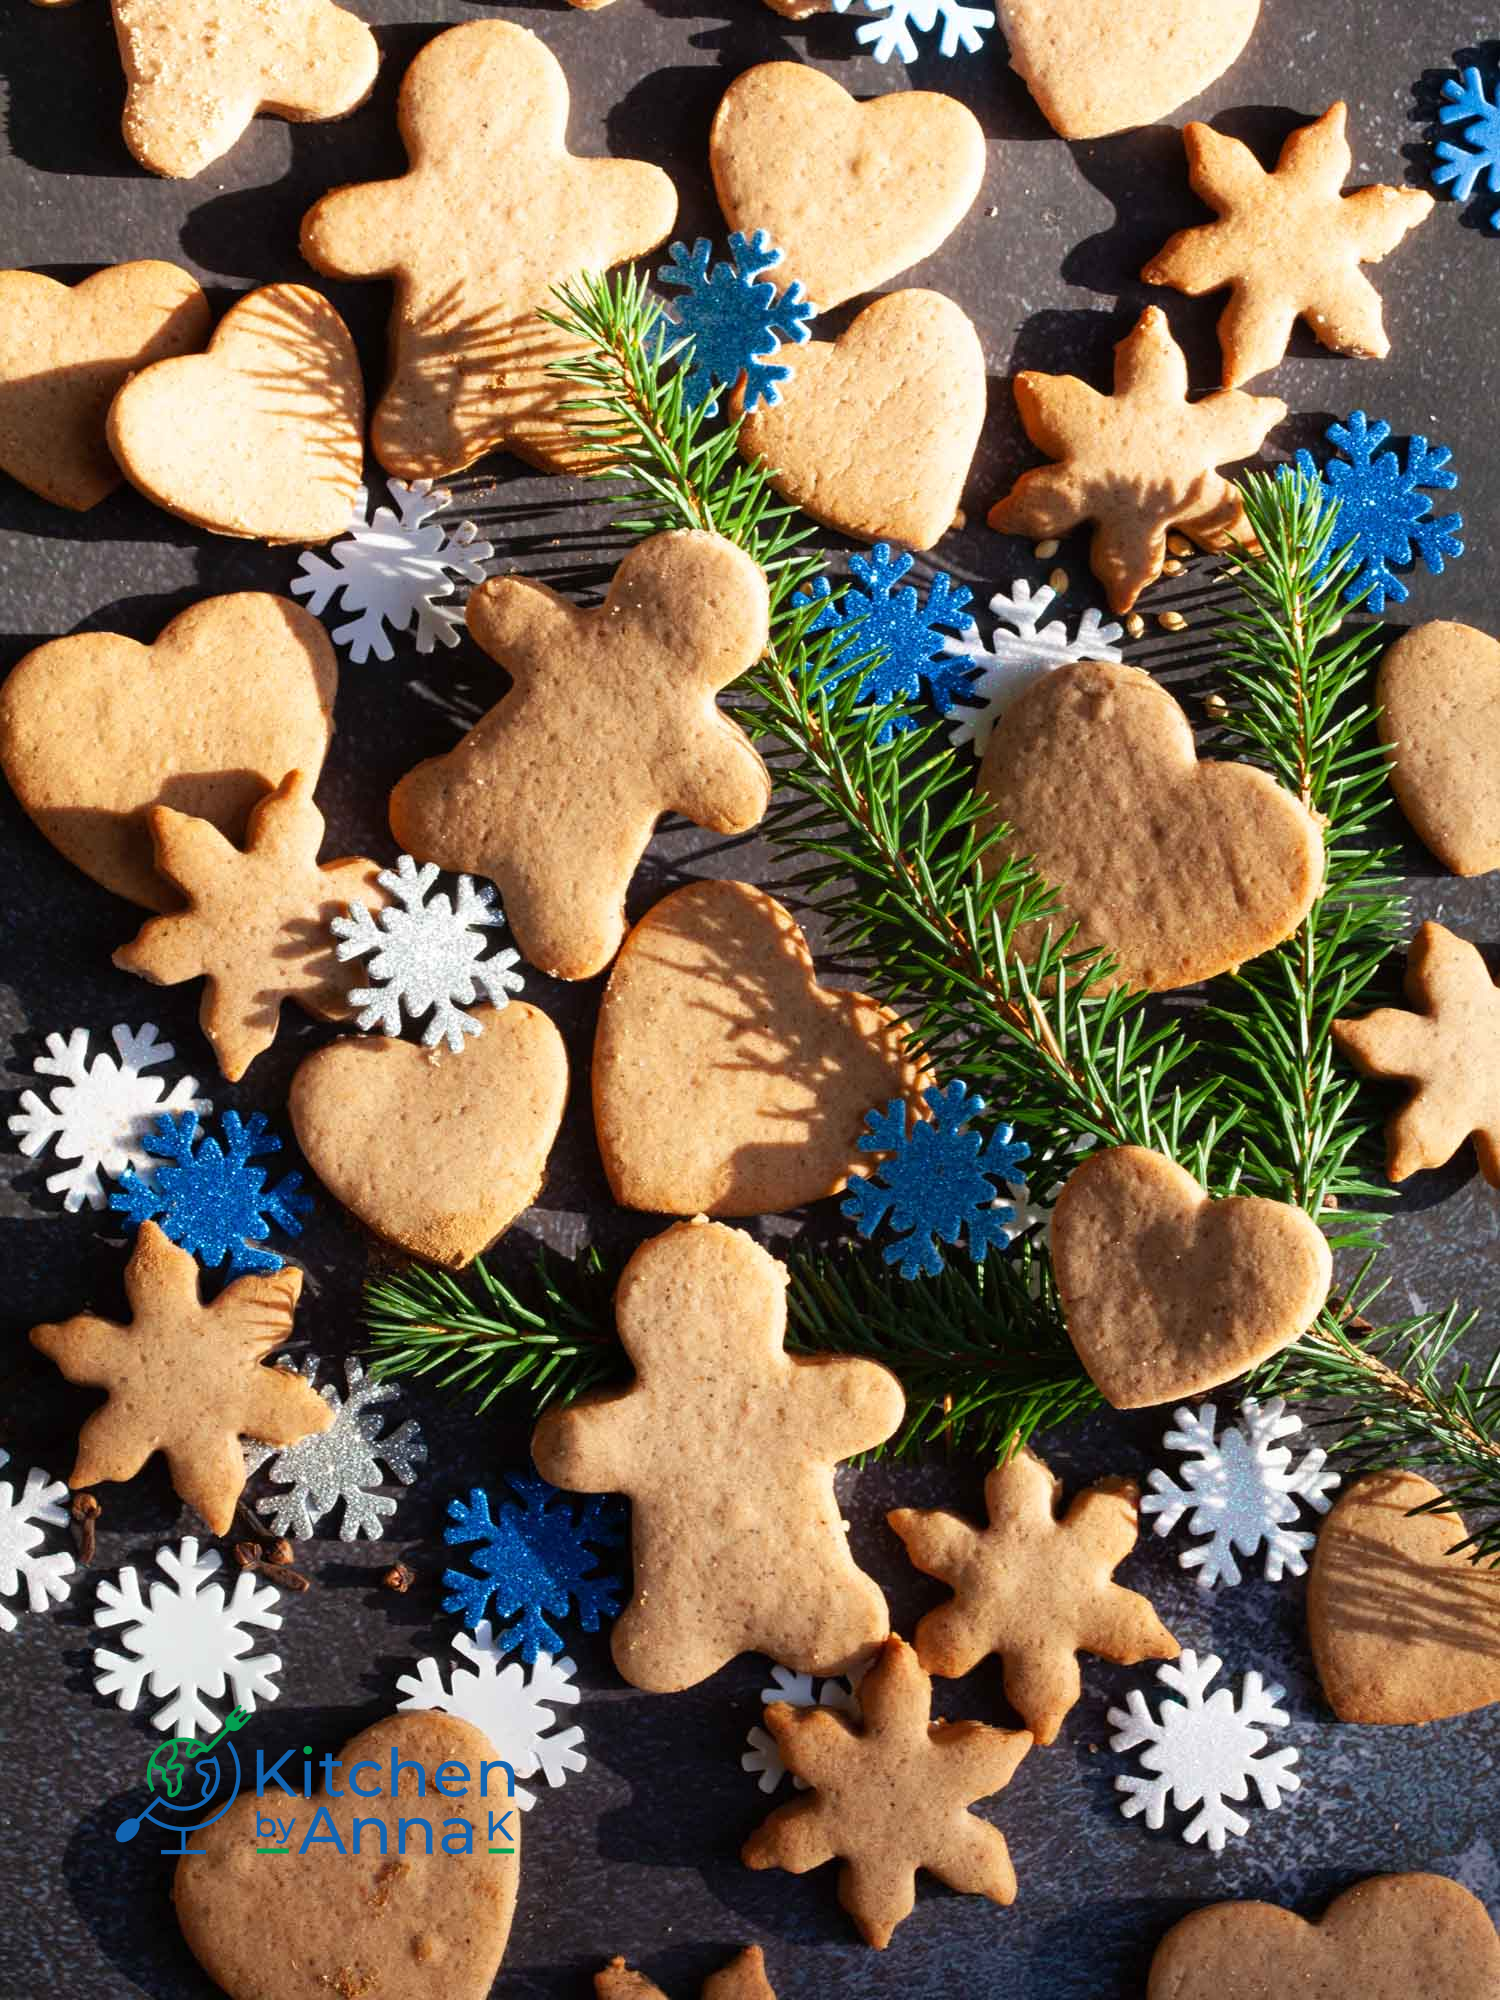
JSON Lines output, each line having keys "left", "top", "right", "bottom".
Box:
{"left": 1142, "top": 1397, "right": 1340, "bottom": 1590}
{"left": 9, "top": 1023, "right": 209, "bottom": 1212}
{"left": 946, "top": 581, "right": 1125, "bottom": 756}
{"left": 92, "top": 1538, "right": 284, "bottom": 1735}
{"left": 0, "top": 1447, "right": 75, "bottom": 1632}
{"left": 1109, "top": 1649, "right": 1301, "bottom": 1852}
{"left": 332, "top": 854, "right": 525, "bottom": 1053}
{"left": 395, "top": 1622, "right": 584, "bottom": 1810}
{"left": 291, "top": 478, "right": 494, "bottom": 664}
{"left": 831, "top": 0, "right": 994, "bottom": 63}
{"left": 742, "top": 1665, "right": 861, "bottom": 1793}
{"left": 243, "top": 1355, "right": 426, "bottom": 1541}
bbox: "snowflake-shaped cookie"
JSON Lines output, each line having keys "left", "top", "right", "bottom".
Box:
{"left": 9, "top": 1024, "right": 208, "bottom": 1213}
{"left": 0, "top": 1447, "right": 75, "bottom": 1632}
{"left": 291, "top": 478, "right": 494, "bottom": 664}
{"left": 1108, "top": 1649, "right": 1301, "bottom": 1851}
{"left": 109, "top": 1109, "right": 309, "bottom": 1277}
{"left": 842, "top": 1079, "right": 1030, "bottom": 1279}
{"left": 1433, "top": 63, "right": 1500, "bottom": 228}
{"left": 742, "top": 1665, "right": 861, "bottom": 1793}
{"left": 332, "top": 853, "right": 525, "bottom": 1054}
{"left": 658, "top": 231, "right": 814, "bottom": 416}
{"left": 441, "top": 1473, "right": 625, "bottom": 1664}
{"left": 831, "top": 0, "right": 995, "bottom": 63}
{"left": 93, "top": 1538, "right": 284, "bottom": 1735}
{"left": 796, "top": 544, "right": 975, "bottom": 740}
{"left": 244, "top": 1355, "right": 426, "bottom": 1540}
{"left": 1142, "top": 1397, "right": 1340, "bottom": 1589}
{"left": 946, "top": 581, "right": 1126, "bottom": 755}
{"left": 396, "top": 1622, "right": 584, "bottom": 1811}
{"left": 1295, "top": 411, "right": 1463, "bottom": 612}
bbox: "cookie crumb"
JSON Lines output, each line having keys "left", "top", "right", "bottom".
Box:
{"left": 1035, "top": 537, "right": 1060, "bottom": 560}
{"left": 1166, "top": 534, "right": 1192, "bottom": 557}
{"left": 1125, "top": 613, "right": 1146, "bottom": 639}
{"left": 381, "top": 1561, "right": 415, "bottom": 1593}
{"left": 1204, "top": 692, "right": 1230, "bottom": 719}
{"left": 1047, "top": 567, "right": 1069, "bottom": 594}
{"left": 1158, "top": 610, "right": 1188, "bottom": 632}
{"left": 1162, "top": 557, "right": 1184, "bottom": 576}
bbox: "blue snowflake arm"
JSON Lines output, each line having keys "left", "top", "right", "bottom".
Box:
{"left": 1433, "top": 65, "right": 1500, "bottom": 223}
{"left": 1295, "top": 411, "right": 1464, "bottom": 613}
{"left": 658, "top": 230, "right": 814, "bottom": 416}
{"left": 793, "top": 545, "right": 975, "bottom": 740}
{"left": 441, "top": 1474, "right": 625, "bottom": 1663}
{"left": 109, "top": 1109, "right": 309, "bottom": 1276}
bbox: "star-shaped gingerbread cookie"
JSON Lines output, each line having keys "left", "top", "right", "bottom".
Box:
{"left": 987, "top": 306, "right": 1286, "bottom": 613}
{"left": 30, "top": 1220, "right": 332, "bottom": 1534}
{"left": 888, "top": 1450, "right": 1179, "bottom": 1744}
{"left": 742, "top": 1635, "right": 1031, "bottom": 1948}
{"left": 114, "top": 769, "right": 382, "bottom": 1082}
{"left": 531, "top": 1218, "right": 904, "bottom": 1692}
{"left": 1333, "top": 921, "right": 1500, "bottom": 1184}
{"left": 596, "top": 1950, "right": 775, "bottom": 2000}
{"left": 300, "top": 21, "right": 677, "bottom": 479}
{"left": 1143, "top": 104, "right": 1433, "bottom": 387}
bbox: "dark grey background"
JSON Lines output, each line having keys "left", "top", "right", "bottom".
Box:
{"left": 2, "top": 1, "right": 1499, "bottom": 1995}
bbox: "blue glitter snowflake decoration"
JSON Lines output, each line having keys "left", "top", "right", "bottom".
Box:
{"left": 109, "top": 1109, "right": 310, "bottom": 1276}
{"left": 1433, "top": 64, "right": 1500, "bottom": 227}
{"left": 841, "top": 1080, "right": 1030, "bottom": 1281}
{"left": 658, "top": 231, "right": 814, "bottom": 417}
{"left": 1295, "top": 412, "right": 1464, "bottom": 614}
{"left": 441, "top": 1471, "right": 625, "bottom": 1663}
{"left": 795, "top": 545, "right": 976, "bottom": 741}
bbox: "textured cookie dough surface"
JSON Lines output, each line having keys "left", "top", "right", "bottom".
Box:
{"left": 593, "top": 878, "right": 929, "bottom": 1217}
{"left": 1377, "top": 619, "right": 1500, "bottom": 875}
{"left": 0, "top": 263, "right": 209, "bottom": 508}
{"left": 0, "top": 593, "right": 339, "bottom": 910}
{"left": 1050, "top": 1145, "right": 1332, "bottom": 1408}
{"left": 596, "top": 1949, "right": 776, "bottom": 2000}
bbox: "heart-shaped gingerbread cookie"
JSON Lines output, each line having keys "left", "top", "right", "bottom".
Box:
{"left": 0, "top": 263, "right": 209, "bottom": 510}
{"left": 1147, "top": 1873, "right": 1500, "bottom": 2000}
{"left": 710, "top": 63, "right": 985, "bottom": 309}
{"left": 1050, "top": 1145, "right": 1332, "bottom": 1408}
{"left": 107, "top": 283, "right": 363, "bottom": 542}
{"left": 175, "top": 1712, "right": 521, "bottom": 2000}
{"left": 737, "top": 291, "right": 986, "bottom": 551}
{"left": 1377, "top": 620, "right": 1500, "bottom": 876}
{"left": 593, "top": 879, "right": 929, "bottom": 1216}
{"left": 0, "top": 593, "right": 338, "bottom": 909}
{"left": 1307, "top": 1470, "right": 1500, "bottom": 1723}
{"left": 290, "top": 1003, "right": 568, "bottom": 1267}
{"left": 977, "top": 662, "right": 1324, "bottom": 991}
{"left": 997, "top": 0, "right": 1262, "bottom": 140}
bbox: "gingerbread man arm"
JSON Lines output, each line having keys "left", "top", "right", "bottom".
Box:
{"left": 666, "top": 719, "right": 771, "bottom": 834}
{"left": 463, "top": 575, "right": 576, "bottom": 693}
{"left": 531, "top": 1390, "right": 642, "bottom": 1498}
{"left": 790, "top": 1354, "right": 905, "bottom": 1463}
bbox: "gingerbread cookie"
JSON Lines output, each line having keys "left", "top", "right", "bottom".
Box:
{"left": 1307, "top": 1471, "right": 1500, "bottom": 1724}
{"left": 176, "top": 1712, "right": 521, "bottom": 2000}
{"left": 531, "top": 1219, "right": 903, "bottom": 1691}
{"left": 710, "top": 63, "right": 984, "bottom": 311}
{"left": 597, "top": 1950, "right": 775, "bottom": 2000}
{"left": 390, "top": 532, "right": 771, "bottom": 982}
{"left": 30, "top": 1221, "right": 331, "bottom": 1534}
{"left": 976, "top": 661, "right": 1324, "bottom": 991}
{"left": 593, "top": 879, "right": 929, "bottom": 1217}
{"left": 1148, "top": 1874, "right": 1500, "bottom": 2000}
{"left": 107, "top": 283, "right": 362, "bottom": 543}
{"left": 113, "top": 770, "right": 382, "bottom": 1082}
{"left": 1333, "top": 922, "right": 1500, "bottom": 1185}
{"left": 290, "top": 1003, "right": 568, "bottom": 1267}
{"left": 736, "top": 291, "right": 986, "bottom": 550}
{"left": 996, "top": 0, "right": 1260, "bottom": 140}
{"left": 742, "top": 1634, "right": 1031, "bottom": 1949}
{"left": 1143, "top": 105, "right": 1432, "bottom": 387}
{"left": 111, "top": 0, "right": 378, "bottom": 179}
{"left": 988, "top": 307, "right": 1286, "bottom": 612}
{"left": 301, "top": 22, "right": 676, "bottom": 479}
{"left": 0, "top": 594, "right": 338, "bottom": 910}
{"left": 1377, "top": 620, "right": 1500, "bottom": 876}
{"left": 0, "top": 263, "right": 208, "bottom": 509}
{"left": 889, "top": 1450, "right": 1179, "bottom": 1744}
{"left": 1050, "top": 1146, "right": 1332, "bottom": 1408}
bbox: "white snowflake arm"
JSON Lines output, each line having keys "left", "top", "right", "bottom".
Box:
{"left": 743, "top": 1726, "right": 787, "bottom": 1793}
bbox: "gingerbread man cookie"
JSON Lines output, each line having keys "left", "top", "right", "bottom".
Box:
{"left": 30, "top": 1221, "right": 331, "bottom": 1535}
{"left": 531, "top": 1219, "right": 904, "bottom": 1692}
{"left": 301, "top": 22, "right": 677, "bottom": 479}
{"left": 889, "top": 1450, "right": 1179, "bottom": 1743}
{"left": 390, "top": 531, "right": 771, "bottom": 982}
{"left": 988, "top": 307, "right": 1285, "bottom": 612}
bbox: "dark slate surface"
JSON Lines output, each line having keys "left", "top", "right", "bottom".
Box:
{"left": 2, "top": 2, "right": 1500, "bottom": 1995}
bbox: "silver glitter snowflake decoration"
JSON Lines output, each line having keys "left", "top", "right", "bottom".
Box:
{"left": 243, "top": 1355, "right": 426, "bottom": 1541}
{"left": 331, "top": 854, "right": 525, "bottom": 1053}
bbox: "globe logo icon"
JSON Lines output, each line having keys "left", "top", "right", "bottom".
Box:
{"left": 114, "top": 1706, "right": 249, "bottom": 1856}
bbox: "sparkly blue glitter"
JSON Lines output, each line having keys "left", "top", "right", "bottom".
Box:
{"left": 658, "top": 231, "right": 814, "bottom": 415}
{"left": 1294, "top": 411, "right": 1463, "bottom": 613}
{"left": 441, "top": 1472, "right": 625, "bottom": 1663}
{"left": 795, "top": 544, "right": 975, "bottom": 740}
{"left": 1433, "top": 64, "right": 1500, "bottom": 227}
{"left": 109, "top": 1109, "right": 309, "bottom": 1276}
